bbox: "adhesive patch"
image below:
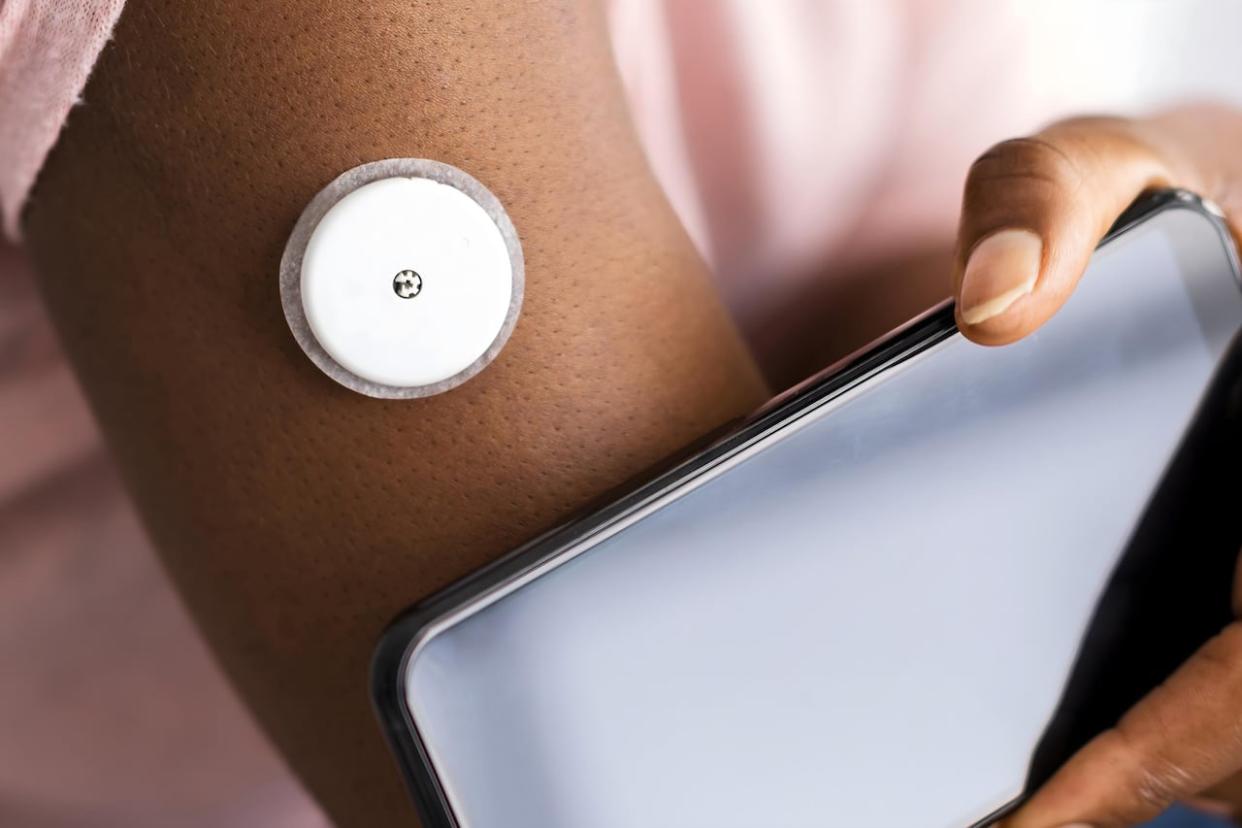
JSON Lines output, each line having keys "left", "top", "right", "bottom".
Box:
{"left": 280, "top": 159, "right": 524, "bottom": 398}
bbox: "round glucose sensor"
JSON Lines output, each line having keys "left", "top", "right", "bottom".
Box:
{"left": 280, "top": 159, "right": 524, "bottom": 398}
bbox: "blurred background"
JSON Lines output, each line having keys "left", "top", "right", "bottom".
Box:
{"left": 3, "top": 1, "right": 1242, "bottom": 825}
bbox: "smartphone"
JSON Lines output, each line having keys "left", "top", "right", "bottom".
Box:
{"left": 372, "top": 190, "right": 1242, "bottom": 828}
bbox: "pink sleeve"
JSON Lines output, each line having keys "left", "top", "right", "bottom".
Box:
{"left": 0, "top": 0, "right": 126, "bottom": 241}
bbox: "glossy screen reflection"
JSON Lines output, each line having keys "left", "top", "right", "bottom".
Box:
{"left": 404, "top": 209, "right": 1242, "bottom": 828}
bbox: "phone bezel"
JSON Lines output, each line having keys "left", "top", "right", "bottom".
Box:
{"left": 370, "top": 189, "right": 1240, "bottom": 828}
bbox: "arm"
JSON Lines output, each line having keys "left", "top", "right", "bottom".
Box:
{"left": 23, "top": 1, "right": 766, "bottom": 824}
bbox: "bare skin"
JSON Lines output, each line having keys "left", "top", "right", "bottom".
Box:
{"left": 22, "top": 0, "right": 1242, "bottom": 823}
{"left": 24, "top": 1, "right": 765, "bottom": 825}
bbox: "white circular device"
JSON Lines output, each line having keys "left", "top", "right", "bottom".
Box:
{"left": 280, "top": 159, "right": 524, "bottom": 398}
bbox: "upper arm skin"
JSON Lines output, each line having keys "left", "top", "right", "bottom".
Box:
{"left": 23, "top": 1, "right": 766, "bottom": 824}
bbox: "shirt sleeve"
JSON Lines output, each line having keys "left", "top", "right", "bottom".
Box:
{"left": 0, "top": 0, "right": 127, "bottom": 241}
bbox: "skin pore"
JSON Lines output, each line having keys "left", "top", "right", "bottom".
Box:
{"left": 24, "top": 0, "right": 766, "bottom": 825}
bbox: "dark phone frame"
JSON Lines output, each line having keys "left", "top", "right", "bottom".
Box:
{"left": 371, "top": 189, "right": 1239, "bottom": 828}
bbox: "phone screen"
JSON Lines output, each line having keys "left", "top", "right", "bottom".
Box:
{"left": 402, "top": 206, "right": 1242, "bottom": 828}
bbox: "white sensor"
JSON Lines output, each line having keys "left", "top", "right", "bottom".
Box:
{"left": 280, "top": 159, "right": 524, "bottom": 398}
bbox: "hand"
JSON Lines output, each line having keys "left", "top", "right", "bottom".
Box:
{"left": 952, "top": 105, "right": 1242, "bottom": 827}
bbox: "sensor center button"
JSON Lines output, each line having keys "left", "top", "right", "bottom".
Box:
{"left": 393, "top": 269, "right": 423, "bottom": 299}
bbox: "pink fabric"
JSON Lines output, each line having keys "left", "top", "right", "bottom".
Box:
{"left": 0, "top": 0, "right": 125, "bottom": 240}
{"left": 611, "top": 0, "right": 1067, "bottom": 320}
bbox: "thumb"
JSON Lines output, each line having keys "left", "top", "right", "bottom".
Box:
{"left": 954, "top": 116, "right": 1185, "bottom": 345}
{"left": 1002, "top": 551, "right": 1242, "bottom": 828}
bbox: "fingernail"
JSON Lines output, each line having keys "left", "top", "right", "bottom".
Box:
{"left": 959, "top": 229, "right": 1043, "bottom": 325}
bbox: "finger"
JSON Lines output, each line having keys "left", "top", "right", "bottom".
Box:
{"left": 1004, "top": 618, "right": 1242, "bottom": 828}
{"left": 954, "top": 116, "right": 1190, "bottom": 345}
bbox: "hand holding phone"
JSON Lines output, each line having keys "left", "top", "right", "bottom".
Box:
{"left": 374, "top": 190, "right": 1242, "bottom": 828}
{"left": 953, "top": 109, "right": 1242, "bottom": 828}
{"left": 373, "top": 107, "right": 1242, "bottom": 828}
